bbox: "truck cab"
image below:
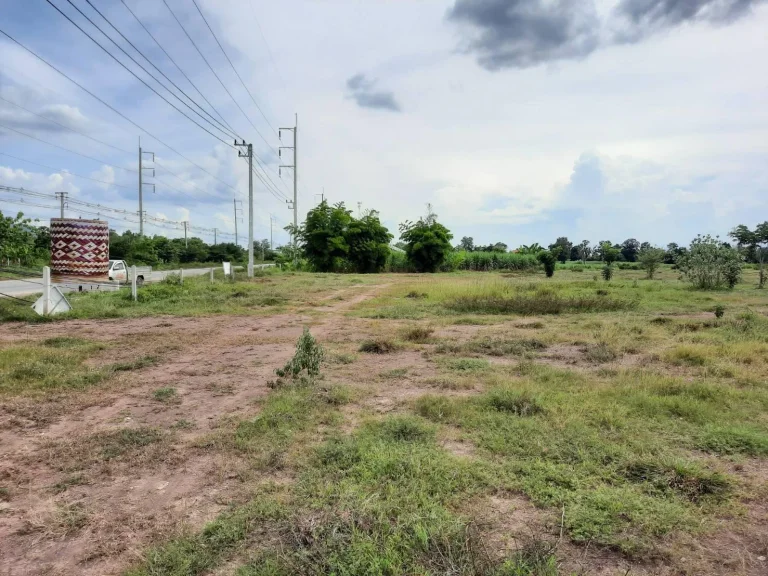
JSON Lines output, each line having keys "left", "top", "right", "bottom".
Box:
{"left": 108, "top": 260, "right": 145, "bottom": 285}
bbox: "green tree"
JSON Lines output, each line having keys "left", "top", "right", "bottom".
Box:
{"left": 730, "top": 222, "right": 768, "bottom": 288}
{"left": 537, "top": 250, "right": 556, "bottom": 277}
{"left": 576, "top": 240, "right": 591, "bottom": 263}
{"left": 600, "top": 242, "right": 620, "bottom": 264}
{"left": 399, "top": 208, "right": 453, "bottom": 273}
{"left": 677, "top": 235, "right": 744, "bottom": 289}
{"left": 345, "top": 210, "right": 392, "bottom": 273}
{"left": 620, "top": 238, "right": 640, "bottom": 262}
{"left": 293, "top": 200, "right": 353, "bottom": 272}
{"left": 638, "top": 246, "right": 665, "bottom": 279}
{"left": 459, "top": 236, "right": 474, "bottom": 251}
{"left": 549, "top": 237, "right": 572, "bottom": 263}
{"left": 517, "top": 243, "right": 542, "bottom": 255}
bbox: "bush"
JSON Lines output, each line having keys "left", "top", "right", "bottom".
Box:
{"left": 359, "top": 339, "right": 398, "bottom": 354}
{"left": 398, "top": 211, "right": 453, "bottom": 273}
{"left": 676, "top": 234, "right": 744, "bottom": 289}
{"left": 536, "top": 251, "right": 556, "bottom": 277}
{"left": 402, "top": 326, "right": 434, "bottom": 342}
{"left": 275, "top": 328, "right": 324, "bottom": 380}
{"left": 638, "top": 247, "right": 665, "bottom": 279}
{"left": 601, "top": 265, "right": 614, "bottom": 281}
{"left": 714, "top": 305, "right": 725, "bottom": 319}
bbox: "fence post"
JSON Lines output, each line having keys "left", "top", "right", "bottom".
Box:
{"left": 180, "top": 268, "right": 184, "bottom": 284}
{"left": 210, "top": 267, "right": 214, "bottom": 283}
{"left": 131, "top": 265, "right": 138, "bottom": 302}
{"left": 42, "top": 266, "right": 51, "bottom": 315}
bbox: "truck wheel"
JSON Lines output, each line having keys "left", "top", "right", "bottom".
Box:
{"left": 136, "top": 276, "right": 144, "bottom": 287}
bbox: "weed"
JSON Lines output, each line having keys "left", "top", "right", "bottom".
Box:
{"left": 171, "top": 419, "right": 196, "bottom": 430}
{"left": 52, "top": 502, "right": 89, "bottom": 535}
{"left": 446, "top": 291, "right": 635, "bottom": 315}
{"left": 380, "top": 367, "right": 408, "bottom": 379}
{"left": 328, "top": 352, "right": 356, "bottom": 365}
{"left": 515, "top": 321, "right": 545, "bottom": 329}
{"left": 445, "top": 357, "right": 491, "bottom": 373}
{"left": 321, "top": 385, "right": 354, "bottom": 405}
{"left": 498, "top": 539, "right": 558, "bottom": 576}
{"left": 406, "top": 290, "right": 428, "bottom": 299}
{"left": 41, "top": 337, "right": 93, "bottom": 348}
{"left": 153, "top": 387, "right": 179, "bottom": 403}
{"left": 111, "top": 355, "right": 158, "bottom": 372}
{"left": 359, "top": 338, "right": 398, "bottom": 354}
{"left": 484, "top": 388, "right": 543, "bottom": 416}
{"left": 698, "top": 425, "right": 768, "bottom": 456}
{"left": 51, "top": 474, "right": 87, "bottom": 494}
{"left": 402, "top": 326, "right": 434, "bottom": 342}
{"left": 582, "top": 343, "right": 618, "bottom": 364}
{"left": 276, "top": 328, "right": 324, "bottom": 380}
{"left": 99, "top": 428, "right": 164, "bottom": 460}
{"left": 621, "top": 460, "right": 730, "bottom": 503}
{"left": 0, "top": 486, "right": 9, "bottom": 501}
{"left": 714, "top": 304, "right": 726, "bottom": 318}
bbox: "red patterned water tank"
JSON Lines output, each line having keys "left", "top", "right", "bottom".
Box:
{"left": 50, "top": 218, "right": 109, "bottom": 280}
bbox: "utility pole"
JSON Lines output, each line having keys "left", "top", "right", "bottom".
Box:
{"left": 213, "top": 228, "right": 218, "bottom": 245}
{"left": 234, "top": 140, "right": 254, "bottom": 277}
{"left": 233, "top": 199, "right": 243, "bottom": 246}
{"left": 138, "top": 137, "right": 155, "bottom": 236}
{"left": 279, "top": 114, "right": 297, "bottom": 263}
{"left": 269, "top": 214, "right": 275, "bottom": 249}
{"left": 55, "top": 191, "right": 68, "bottom": 218}
{"left": 314, "top": 188, "right": 324, "bottom": 206}
{"left": 183, "top": 221, "right": 188, "bottom": 248}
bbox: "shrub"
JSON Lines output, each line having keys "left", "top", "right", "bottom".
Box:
{"left": 536, "top": 251, "right": 556, "bottom": 278}
{"left": 446, "top": 291, "right": 635, "bottom": 315}
{"left": 638, "top": 247, "right": 665, "bottom": 279}
{"left": 484, "top": 388, "right": 543, "bottom": 416}
{"left": 398, "top": 210, "right": 453, "bottom": 273}
{"left": 601, "top": 265, "right": 614, "bottom": 281}
{"left": 714, "top": 305, "right": 725, "bottom": 319}
{"left": 359, "top": 339, "right": 398, "bottom": 354}
{"left": 275, "top": 328, "right": 324, "bottom": 380}
{"left": 676, "top": 234, "right": 744, "bottom": 289}
{"left": 402, "top": 326, "right": 434, "bottom": 342}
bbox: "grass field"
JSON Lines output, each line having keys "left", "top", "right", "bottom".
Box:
{"left": 0, "top": 267, "right": 766, "bottom": 575}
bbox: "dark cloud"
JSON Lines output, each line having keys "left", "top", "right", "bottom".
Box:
{"left": 613, "top": 0, "right": 767, "bottom": 42}
{"left": 447, "top": 0, "right": 601, "bottom": 70}
{"left": 346, "top": 74, "right": 401, "bottom": 112}
{"left": 448, "top": 0, "right": 766, "bottom": 71}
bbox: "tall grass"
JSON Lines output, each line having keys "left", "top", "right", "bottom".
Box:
{"left": 385, "top": 251, "right": 540, "bottom": 273}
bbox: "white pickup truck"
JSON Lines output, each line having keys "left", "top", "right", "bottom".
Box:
{"left": 108, "top": 260, "right": 150, "bottom": 286}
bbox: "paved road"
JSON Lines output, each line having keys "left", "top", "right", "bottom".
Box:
{"left": 0, "top": 265, "right": 273, "bottom": 299}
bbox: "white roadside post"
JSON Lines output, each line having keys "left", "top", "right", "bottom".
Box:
{"left": 180, "top": 268, "right": 184, "bottom": 284}
{"left": 131, "top": 265, "right": 138, "bottom": 302}
{"left": 42, "top": 266, "right": 51, "bottom": 316}
{"left": 210, "top": 267, "right": 214, "bottom": 283}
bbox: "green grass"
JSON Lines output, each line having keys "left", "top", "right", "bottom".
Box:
{"left": 0, "top": 338, "right": 108, "bottom": 395}
{"left": 153, "top": 387, "right": 178, "bottom": 403}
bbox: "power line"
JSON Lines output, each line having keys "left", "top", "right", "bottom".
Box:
{"left": 117, "top": 0, "right": 240, "bottom": 139}
{"left": 246, "top": 0, "right": 289, "bottom": 98}
{"left": 47, "top": 0, "right": 235, "bottom": 146}
{"left": 160, "top": 0, "right": 273, "bottom": 151}
{"left": 0, "top": 151, "right": 134, "bottom": 190}
{"left": 0, "top": 121, "right": 137, "bottom": 173}
{"left": 80, "top": 0, "right": 239, "bottom": 141}
{"left": 190, "top": 0, "right": 277, "bottom": 134}
{"left": 0, "top": 27, "right": 242, "bottom": 195}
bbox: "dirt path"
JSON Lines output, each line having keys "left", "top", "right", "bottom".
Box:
{"left": 0, "top": 286, "right": 387, "bottom": 576}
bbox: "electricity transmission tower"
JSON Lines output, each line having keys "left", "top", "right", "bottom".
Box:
{"left": 279, "top": 114, "right": 297, "bottom": 258}
{"left": 138, "top": 137, "right": 155, "bottom": 235}
{"left": 235, "top": 140, "right": 254, "bottom": 277}
{"left": 233, "top": 199, "right": 243, "bottom": 246}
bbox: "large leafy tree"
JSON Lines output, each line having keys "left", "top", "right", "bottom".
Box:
{"left": 459, "top": 236, "right": 475, "bottom": 251}
{"left": 621, "top": 238, "right": 641, "bottom": 262}
{"left": 730, "top": 222, "right": 768, "bottom": 288}
{"left": 548, "top": 237, "right": 572, "bottom": 263}
{"left": 345, "top": 210, "right": 393, "bottom": 273}
{"left": 399, "top": 208, "right": 453, "bottom": 273}
{"left": 677, "top": 235, "right": 743, "bottom": 289}
{"left": 292, "top": 201, "right": 391, "bottom": 273}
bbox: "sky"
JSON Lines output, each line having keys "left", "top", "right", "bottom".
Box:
{"left": 0, "top": 0, "right": 766, "bottom": 249}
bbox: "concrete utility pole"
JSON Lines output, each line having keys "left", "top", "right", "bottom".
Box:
{"left": 138, "top": 137, "right": 155, "bottom": 236}
{"left": 269, "top": 214, "right": 275, "bottom": 249}
{"left": 55, "top": 191, "right": 68, "bottom": 218}
{"left": 233, "top": 199, "right": 243, "bottom": 246}
{"left": 183, "top": 221, "right": 188, "bottom": 248}
{"left": 213, "top": 228, "right": 218, "bottom": 245}
{"left": 235, "top": 140, "right": 254, "bottom": 277}
{"left": 279, "top": 114, "right": 297, "bottom": 262}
